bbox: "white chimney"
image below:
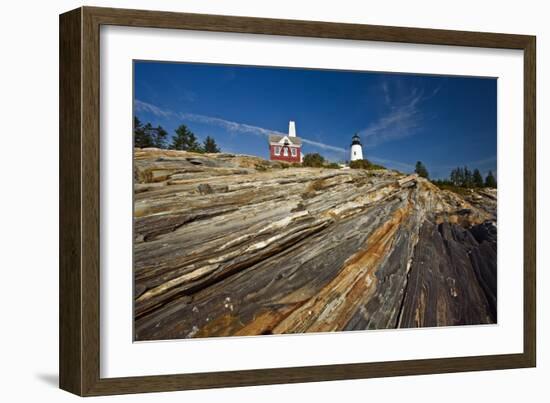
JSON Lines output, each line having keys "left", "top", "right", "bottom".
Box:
{"left": 288, "top": 121, "right": 296, "bottom": 137}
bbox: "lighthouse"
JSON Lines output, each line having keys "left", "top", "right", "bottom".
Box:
{"left": 350, "top": 134, "right": 363, "bottom": 161}
{"left": 288, "top": 121, "right": 296, "bottom": 137}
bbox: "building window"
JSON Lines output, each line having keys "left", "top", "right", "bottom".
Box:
{"left": 274, "top": 146, "right": 281, "bottom": 156}
{"left": 291, "top": 148, "right": 297, "bottom": 157}
{"left": 283, "top": 148, "right": 289, "bottom": 156}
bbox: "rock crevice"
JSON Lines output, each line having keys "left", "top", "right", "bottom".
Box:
{"left": 133, "top": 148, "right": 497, "bottom": 340}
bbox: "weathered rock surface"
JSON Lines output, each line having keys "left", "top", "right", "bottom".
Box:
{"left": 133, "top": 148, "right": 497, "bottom": 340}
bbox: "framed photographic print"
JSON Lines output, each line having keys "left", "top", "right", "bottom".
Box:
{"left": 59, "top": 6, "right": 536, "bottom": 396}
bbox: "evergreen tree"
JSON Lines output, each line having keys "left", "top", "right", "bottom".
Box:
{"left": 134, "top": 116, "right": 142, "bottom": 132}
{"left": 473, "top": 169, "right": 484, "bottom": 188}
{"left": 151, "top": 125, "right": 168, "bottom": 149}
{"left": 134, "top": 116, "right": 153, "bottom": 148}
{"left": 414, "top": 161, "right": 429, "bottom": 179}
{"left": 445, "top": 166, "right": 493, "bottom": 189}
{"left": 463, "top": 166, "right": 473, "bottom": 188}
{"left": 450, "top": 168, "right": 459, "bottom": 186}
{"left": 143, "top": 123, "right": 156, "bottom": 147}
{"left": 457, "top": 167, "right": 465, "bottom": 186}
{"left": 169, "top": 124, "right": 202, "bottom": 152}
{"left": 203, "top": 136, "right": 221, "bottom": 153}
{"left": 134, "top": 117, "right": 169, "bottom": 149}
{"left": 349, "top": 159, "right": 384, "bottom": 170}
{"left": 485, "top": 171, "right": 497, "bottom": 188}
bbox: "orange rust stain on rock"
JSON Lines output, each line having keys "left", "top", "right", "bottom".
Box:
{"left": 436, "top": 292, "right": 449, "bottom": 326}
{"left": 414, "top": 287, "right": 426, "bottom": 327}
{"left": 192, "top": 313, "right": 241, "bottom": 338}
{"left": 273, "top": 203, "right": 411, "bottom": 334}
{"left": 190, "top": 304, "right": 300, "bottom": 338}
{"left": 277, "top": 286, "right": 317, "bottom": 305}
{"left": 234, "top": 305, "right": 300, "bottom": 336}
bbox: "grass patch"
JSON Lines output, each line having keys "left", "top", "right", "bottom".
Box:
{"left": 302, "top": 178, "right": 327, "bottom": 199}
{"left": 349, "top": 159, "right": 385, "bottom": 170}
{"left": 307, "top": 178, "right": 326, "bottom": 192}
{"left": 255, "top": 164, "right": 269, "bottom": 172}
{"left": 433, "top": 182, "right": 485, "bottom": 196}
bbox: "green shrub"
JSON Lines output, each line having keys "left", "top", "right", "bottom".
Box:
{"left": 303, "top": 153, "right": 325, "bottom": 167}
{"left": 349, "top": 159, "right": 385, "bottom": 170}
{"left": 255, "top": 164, "right": 268, "bottom": 172}
{"left": 432, "top": 181, "right": 472, "bottom": 196}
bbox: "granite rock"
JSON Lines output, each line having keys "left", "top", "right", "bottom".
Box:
{"left": 132, "top": 148, "right": 497, "bottom": 340}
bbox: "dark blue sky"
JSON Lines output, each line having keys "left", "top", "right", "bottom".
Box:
{"left": 134, "top": 61, "right": 497, "bottom": 179}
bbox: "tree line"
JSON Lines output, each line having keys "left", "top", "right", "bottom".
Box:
{"left": 134, "top": 116, "right": 220, "bottom": 153}
{"left": 447, "top": 166, "right": 496, "bottom": 188}
{"left": 414, "top": 161, "right": 496, "bottom": 188}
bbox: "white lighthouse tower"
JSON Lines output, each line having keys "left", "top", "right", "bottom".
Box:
{"left": 288, "top": 121, "right": 296, "bottom": 137}
{"left": 350, "top": 134, "right": 363, "bottom": 161}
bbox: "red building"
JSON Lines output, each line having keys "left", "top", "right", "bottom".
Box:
{"left": 268, "top": 121, "right": 303, "bottom": 163}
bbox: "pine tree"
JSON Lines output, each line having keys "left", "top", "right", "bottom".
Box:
{"left": 152, "top": 125, "right": 168, "bottom": 149}
{"left": 169, "top": 124, "right": 203, "bottom": 152}
{"left": 463, "top": 166, "right": 473, "bottom": 188}
{"left": 134, "top": 117, "right": 170, "bottom": 149}
{"left": 450, "top": 168, "right": 459, "bottom": 186}
{"left": 446, "top": 166, "right": 490, "bottom": 189}
{"left": 134, "top": 116, "right": 142, "bottom": 132}
{"left": 203, "top": 136, "right": 221, "bottom": 153}
{"left": 134, "top": 116, "right": 153, "bottom": 148}
{"left": 485, "top": 171, "right": 497, "bottom": 188}
{"left": 143, "top": 123, "right": 156, "bottom": 147}
{"left": 414, "top": 161, "right": 429, "bottom": 179}
{"left": 473, "top": 169, "right": 484, "bottom": 188}
{"left": 456, "top": 167, "right": 465, "bottom": 186}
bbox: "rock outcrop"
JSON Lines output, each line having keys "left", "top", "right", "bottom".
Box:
{"left": 133, "top": 148, "right": 497, "bottom": 340}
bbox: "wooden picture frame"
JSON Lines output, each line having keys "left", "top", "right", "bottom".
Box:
{"left": 59, "top": 6, "right": 536, "bottom": 396}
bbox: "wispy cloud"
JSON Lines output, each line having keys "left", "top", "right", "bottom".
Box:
{"left": 381, "top": 82, "right": 391, "bottom": 105}
{"left": 360, "top": 80, "right": 443, "bottom": 148}
{"left": 431, "top": 86, "right": 441, "bottom": 97}
{"left": 300, "top": 139, "right": 346, "bottom": 153}
{"left": 135, "top": 99, "right": 416, "bottom": 170}
{"left": 135, "top": 99, "right": 347, "bottom": 154}
{"left": 184, "top": 112, "right": 350, "bottom": 154}
{"left": 179, "top": 112, "right": 280, "bottom": 138}
{"left": 135, "top": 99, "right": 173, "bottom": 118}
{"left": 180, "top": 90, "right": 197, "bottom": 103}
{"left": 360, "top": 88, "right": 425, "bottom": 148}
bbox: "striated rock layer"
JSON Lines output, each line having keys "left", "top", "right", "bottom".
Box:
{"left": 133, "top": 148, "right": 497, "bottom": 340}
